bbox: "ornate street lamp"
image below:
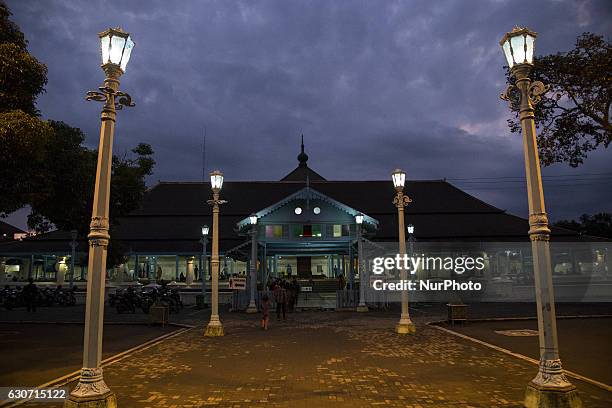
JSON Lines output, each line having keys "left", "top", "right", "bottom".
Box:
{"left": 200, "top": 225, "right": 209, "bottom": 308}
{"left": 205, "top": 170, "right": 226, "bottom": 337}
{"left": 407, "top": 224, "right": 415, "bottom": 277}
{"left": 69, "top": 229, "right": 78, "bottom": 288}
{"left": 246, "top": 213, "right": 258, "bottom": 313}
{"left": 355, "top": 214, "right": 368, "bottom": 312}
{"left": 66, "top": 28, "right": 135, "bottom": 408}
{"left": 391, "top": 169, "right": 415, "bottom": 334}
{"left": 500, "top": 27, "right": 580, "bottom": 408}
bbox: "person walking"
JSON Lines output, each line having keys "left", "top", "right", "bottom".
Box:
{"left": 23, "top": 278, "right": 38, "bottom": 312}
{"left": 261, "top": 293, "right": 270, "bottom": 330}
{"left": 291, "top": 277, "right": 300, "bottom": 311}
{"left": 274, "top": 282, "right": 287, "bottom": 321}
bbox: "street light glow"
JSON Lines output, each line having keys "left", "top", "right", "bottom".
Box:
{"left": 99, "top": 27, "right": 134, "bottom": 72}
{"left": 249, "top": 214, "right": 258, "bottom": 225}
{"left": 391, "top": 168, "right": 406, "bottom": 190}
{"left": 201, "top": 225, "right": 209, "bottom": 236}
{"left": 210, "top": 170, "right": 224, "bottom": 190}
{"left": 499, "top": 26, "right": 536, "bottom": 69}
{"left": 355, "top": 214, "right": 364, "bottom": 224}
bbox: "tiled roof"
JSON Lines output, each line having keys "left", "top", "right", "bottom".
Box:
{"left": 0, "top": 178, "right": 597, "bottom": 256}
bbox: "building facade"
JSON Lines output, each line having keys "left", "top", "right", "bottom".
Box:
{"left": 0, "top": 143, "right": 610, "bottom": 302}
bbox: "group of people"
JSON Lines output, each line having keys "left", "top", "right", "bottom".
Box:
{"left": 260, "top": 277, "right": 301, "bottom": 330}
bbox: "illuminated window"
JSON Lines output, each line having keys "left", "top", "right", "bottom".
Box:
{"left": 293, "top": 224, "right": 322, "bottom": 238}
{"left": 333, "top": 225, "right": 350, "bottom": 237}
{"left": 265, "top": 225, "right": 283, "bottom": 239}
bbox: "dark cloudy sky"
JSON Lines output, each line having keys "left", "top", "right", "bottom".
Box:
{"left": 5, "top": 0, "right": 612, "bottom": 229}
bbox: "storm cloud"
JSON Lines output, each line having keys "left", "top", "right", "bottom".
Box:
{"left": 6, "top": 0, "right": 612, "bottom": 226}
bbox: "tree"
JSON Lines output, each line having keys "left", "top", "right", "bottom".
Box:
{"left": 554, "top": 213, "right": 612, "bottom": 239}
{"left": 0, "top": 2, "right": 50, "bottom": 216}
{"left": 28, "top": 139, "right": 156, "bottom": 267}
{"left": 0, "top": 110, "right": 53, "bottom": 215}
{"left": 0, "top": 4, "right": 156, "bottom": 268}
{"left": 506, "top": 33, "right": 611, "bottom": 167}
{"left": 0, "top": 3, "right": 47, "bottom": 115}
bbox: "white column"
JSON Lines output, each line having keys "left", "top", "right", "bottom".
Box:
{"left": 0, "top": 257, "right": 6, "bottom": 283}
{"left": 114, "top": 264, "right": 124, "bottom": 285}
{"left": 56, "top": 261, "right": 66, "bottom": 286}
{"left": 186, "top": 258, "right": 194, "bottom": 286}
{"left": 356, "top": 223, "right": 368, "bottom": 312}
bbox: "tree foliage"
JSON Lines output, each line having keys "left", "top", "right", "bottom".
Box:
{"left": 0, "top": 3, "right": 156, "bottom": 267}
{"left": 506, "top": 33, "right": 611, "bottom": 167}
{"left": 27, "top": 135, "right": 156, "bottom": 266}
{"left": 0, "top": 110, "right": 53, "bottom": 215}
{"left": 554, "top": 213, "right": 612, "bottom": 239}
{"left": 0, "top": 3, "right": 47, "bottom": 115}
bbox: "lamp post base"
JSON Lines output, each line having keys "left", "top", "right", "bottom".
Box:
{"left": 204, "top": 323, "right": 224, "bottom": 337}
{"left": 246, "top": 303, "right": 258, "bottom": 313}
{"left": 356, "top": 305, "right": 369, "bottom": 312}
{"left": 65, "top": 369, "right": 116, "bottom": 408}
{"left": 524, "top": 381, "right": 582, "bottom": 408}
{"left": 395, "top": 322, "right": 416, "bottom": 334}
{"left": 65, "top": 392, "right": 116, "bottom": 408}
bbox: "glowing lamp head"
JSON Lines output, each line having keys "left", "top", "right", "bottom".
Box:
{"left": 99, "top": 27, "right": 134, "bottom": 73}
{"left": 407, "top": 224, "right": 415, "bottom": 235}
{"left": 499, "top": 26, "right": 536, "bottom": 69}
{"left": 201, "top": 225, "right": 210, "bottom": 236}
{"left": 355, "top": 214, "right": 364, "bottom": 225}
{"left": 210, "top": 170, "right": 224, "bottom": 191}
{"left": 391, "top": 168, "right": 406, "bottom": 191}
{"left": 249, "top": 214, "right": 258, "bottom": 225}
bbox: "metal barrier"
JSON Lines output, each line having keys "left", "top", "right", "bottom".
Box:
{"left": 336, "top": 289, "right": 359, "bottom": 309}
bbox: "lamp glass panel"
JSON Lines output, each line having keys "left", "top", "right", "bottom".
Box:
{"left": 355, "top": 215, "right": 364, "bottom": 224}
{"left": 202, "top": 226, "right": 209, "bottom": 235}
{"left": 100, "top": 35, "right": 110, "bottom": 64}
{"left": 120, "top": 36, "right": 134, "bottom": 71}
{"left": 210, "top": 174, "right": 223, "bottom": 189}
{"left": 249, "top": 215, "right": 258, "bottom": 225}
{"left": 109, "top": 35, "right": 126, "bottom": 65}
{"left": 525, "top": 34, "right": 535, "bottom": 64}
{"left": 510, "top": 35, "right": 526, "bottom": 64}
{"left": 502, "top": 41, "right": 513, "bottom": 68}
{"left": 392, "top": 172, "right": 405, "bottom": 188}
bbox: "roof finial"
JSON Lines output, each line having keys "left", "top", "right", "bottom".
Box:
{"left": 298, "top": 134, "right": 308, "bottom": 167}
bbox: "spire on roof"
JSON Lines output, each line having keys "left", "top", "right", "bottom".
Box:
{"left": 297, "top": 134, "right": 309, "bottom": 167}
{"left": 280, "top": 134, "right": 326, "bottom": 181}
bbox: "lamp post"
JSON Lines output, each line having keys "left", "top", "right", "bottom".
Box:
{"left": 200, "top": 225, "right": 209, "bottom": 308}
{"left": 66, "top": 28, "right": 135, "bottom": 408}
{"left": 69, "top": 229, "right": 78, "bottom": 288}
{"left": 246, "top": 214, "right": 259, "bottom": 313}
{"left": 355, "top": 214, "right": 368, "bottom": 312}
{"left": 500, "top": 27, "right": 580, "bottom": 408}
{"left": 407, "top": 224, "right": 415, "bottom": 267}
{"left": 205, "top": 170, "right": 226, "bottom": 337}
{"left": 391, "top": 169, "right": 415, "bottom": 334}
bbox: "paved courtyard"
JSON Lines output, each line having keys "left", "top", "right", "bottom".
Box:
{"left": 16, "top": 310, "right": 611, "bottom": 408}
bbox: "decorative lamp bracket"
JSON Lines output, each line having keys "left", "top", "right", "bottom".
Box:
{"left": 86, "top": 86, "right": 135, "bottom": 110}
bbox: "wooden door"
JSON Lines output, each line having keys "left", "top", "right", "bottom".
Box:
{"left": 297, "top": 256, "right": 312, "bottom": 278}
